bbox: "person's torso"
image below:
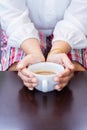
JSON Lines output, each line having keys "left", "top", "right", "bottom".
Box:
{"left": 26, "top": 0, "right": 71, "bottom": 35}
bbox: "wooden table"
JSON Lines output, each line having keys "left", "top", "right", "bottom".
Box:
{"left": 0, "top": 72, "right": 87, "bottom": 130}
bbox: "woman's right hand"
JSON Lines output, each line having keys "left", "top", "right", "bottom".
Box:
{"left": 17, "top": 54, "right": 45, "bottom": 90}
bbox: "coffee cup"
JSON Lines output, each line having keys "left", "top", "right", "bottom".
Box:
{"left": 28, "top": 62, "right": 64, "bottom": 92}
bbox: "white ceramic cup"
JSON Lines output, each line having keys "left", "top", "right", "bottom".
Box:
{"left": 28, "top": 62, "right": 64, "bottom": 92}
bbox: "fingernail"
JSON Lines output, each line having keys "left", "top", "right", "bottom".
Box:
{"left": 32, "top": 78, "right": 38, "bottom": 83}
{"left": 54, "top": 77, "right": 57, "bottom": 82}
{"left": 55, "top": 85, "right": 62, "bottom": 91}
{"left": 29, "top": 88, "right": 34, "bottom": 91}
{"left": 28, "top": 73, "right": 35, "bottom": 78}
{"left": 54, "top": 77, "right": 59, "bottom": 82}
{"left": 58, "top": 88, "right": 62, "bottom": 91}
{"left": 55, "top": 85, "right": 59, "bottom": 90}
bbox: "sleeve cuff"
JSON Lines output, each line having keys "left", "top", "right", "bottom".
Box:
{"left": 8, "top": 24, "right": 40, "bottom": 48}
{"left": 52, "top": 20, "right": 87, "bottom": 49}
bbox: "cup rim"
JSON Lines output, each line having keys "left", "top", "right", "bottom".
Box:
{"left": 28, "top": 62, "right": 64, "bottom": 77}
{"left": 29, "top": 62, "right": 64, "bottom": 67}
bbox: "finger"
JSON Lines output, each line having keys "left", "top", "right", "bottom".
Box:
{"left": 55, "top": 69, "right": 70, "bottom": 78}
{"left": 57, "top": 68, "right": 74, "bottom": 78}
{"left": 55, "top": 71, "right": 74, "bottom": 82}
{"left": 32, "top": 83, "right": 38, "bottom": 87}
{"left": 25, "top": 82, "right": 38, "bottom": 87}
{"left": 47, "top": 53, "right": 75, "bottom": 70}
{"left": 54, "top": 72, "right": 74, "bottom": 91}
{"left": 47, "top": 54, "right": 62, "bottom": 64}
{"left": 18, "top": 71, "right": 32, "bottom": 83}
{"left": 17, "top": 54, "right": 44, "bottom": 70}
{"left": 62, "top": 55, "right": 75, "bottom": 70}
{"left": 17, "top": 55, "right": 31, "bottom": 70}
{"left": 54, "top": 69, "right": 74, "bottom": 82}
{"left": 31, "top": 77, "right": 38, "bottom": 83}
{"left": 21, "top": 68, "right": 35, "bottom": 78}
{"left": 55, "top": 82, "right": 68, "bottom": 91}
{"left": 24, "top": 82, "right": 34, "bottom": 90}
{"left": 18, "top": 71, "right": 38, "bottom": 85}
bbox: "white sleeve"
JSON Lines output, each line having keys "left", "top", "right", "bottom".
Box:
{"left": 0, "top": 0, "right": 40, "bottom": 48}
{"left": 53, "top": 0, "right": 87, "bottom": 49}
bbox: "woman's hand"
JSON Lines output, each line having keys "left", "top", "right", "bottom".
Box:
{"left": 47, "top": 53, "right": 75, "bottom": 91}
{"left": 54, "top": 68, "right": 74, "bottom": 91}
{"left": 17, "top": 54, "right": 45, "bottom": 90}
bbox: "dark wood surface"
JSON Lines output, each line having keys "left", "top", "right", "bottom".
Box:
{"left": 0, "top": 72, "right": 87, "bottom": 130}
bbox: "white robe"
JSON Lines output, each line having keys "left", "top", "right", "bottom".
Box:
{"left": 0, "top": 0, "right": 87, "bottom": 49}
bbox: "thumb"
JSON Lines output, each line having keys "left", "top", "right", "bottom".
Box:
{"left": 17, "top": 55, "right": 31, "bottom": 70}
{"left": 64, "top": 56, "right": 75, "bottom": 71}
{"left": 67, "top": 63, "right": 75, "bottom": 71}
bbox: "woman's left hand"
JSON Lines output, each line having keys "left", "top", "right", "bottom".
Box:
{"left": 47, "top": 53, "right": 75, "bottom": 91}
{"left": 54, "top": 69, "right": 74, "bottom": 91}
